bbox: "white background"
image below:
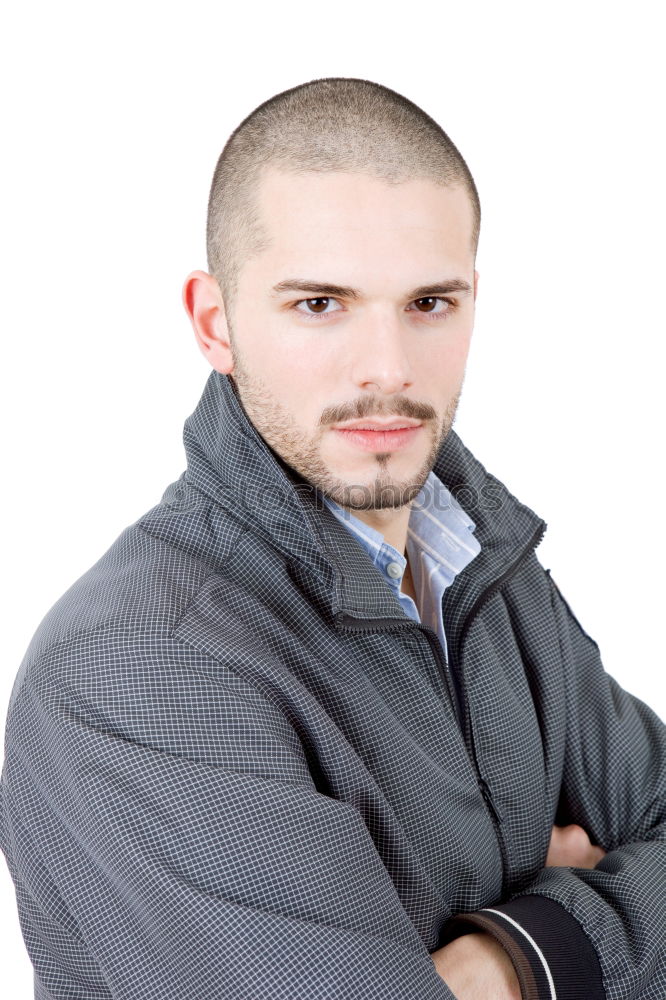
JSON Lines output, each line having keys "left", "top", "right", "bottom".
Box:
{"left": 1, "top": 1, "right": 664, "bottom": 992}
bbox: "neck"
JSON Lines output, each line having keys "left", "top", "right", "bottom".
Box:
{"left": 337, "top": 502, "right": 413, "bottom": 557}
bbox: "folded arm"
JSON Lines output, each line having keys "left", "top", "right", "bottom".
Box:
{"left": 2, "top": 637, "right": 456, "bottom": 1000}
{"left": 438, "top": 567, "right": 666, "bottom": 1000}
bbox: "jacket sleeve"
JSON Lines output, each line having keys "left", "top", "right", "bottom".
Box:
{"left": 0, "top": 630, "right": 454, "bottom": 1000}
{"left": 443, "top": 566, "right": 666, "bottom": 1000}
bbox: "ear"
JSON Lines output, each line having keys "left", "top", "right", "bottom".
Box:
{"left": 473, "top": 269, "right": 479, "bottom": 302}
{"left": 181, "top": 270, "right": 234, "bottom": 374}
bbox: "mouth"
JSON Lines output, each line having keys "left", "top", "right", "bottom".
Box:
{"left": 332, "top": 423, "right": 423, "bottom": 453}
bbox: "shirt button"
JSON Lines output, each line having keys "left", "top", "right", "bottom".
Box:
{"left": 386, "top": 561, "right": 403, "bottom": 580}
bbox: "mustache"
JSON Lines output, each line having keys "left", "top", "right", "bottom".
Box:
{"left": 319, "top": 396, "right": 437, "bottom": 426}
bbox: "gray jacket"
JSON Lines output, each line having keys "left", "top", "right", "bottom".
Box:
{"left": 1, "top": 369, "right": 664, "bottom": 999}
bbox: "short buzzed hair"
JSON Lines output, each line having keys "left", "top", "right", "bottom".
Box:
{"left": 206, "top": 77, "right": 481, "bottom": 320}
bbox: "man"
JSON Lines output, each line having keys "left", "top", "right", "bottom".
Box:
{"left": 1, "top": 77, "right": 664, "bottom": 1000}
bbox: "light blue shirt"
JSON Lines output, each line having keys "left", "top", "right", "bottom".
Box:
{"left": 322, "top": 469, "right": 481, "bottom": 708}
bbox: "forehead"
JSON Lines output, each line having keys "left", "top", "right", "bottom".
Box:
{"left": 253, "top": 165, "right": 475, "bottom": 265}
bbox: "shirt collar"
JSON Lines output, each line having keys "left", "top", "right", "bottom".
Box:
{"left": 322, "top": 469, "right": 479, "bottom": 574}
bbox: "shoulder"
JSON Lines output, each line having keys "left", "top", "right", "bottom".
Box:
{"left": 9, "top": 488, "right": 254, "bottom": 713}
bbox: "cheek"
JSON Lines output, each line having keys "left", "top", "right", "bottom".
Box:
{"left": 256, "top": 341, "right": 335, "bottom": 425}
{"left": 415, "top": 334, "right": 470, "bottom": 383}
{"left": 275, "top": 337, "right": 342, "bottom": 392}
{"left": 246, "top": 315, "right": 338, "bottom": 376}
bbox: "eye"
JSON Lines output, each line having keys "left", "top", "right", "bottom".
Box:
{"left": 407, "top": 296, "right": 455, "bottom": 318}
{"left": 293, "top": 297, "right": 343, "bottom": 318}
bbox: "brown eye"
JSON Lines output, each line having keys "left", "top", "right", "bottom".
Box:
{"left": 305, "top": 298, "right": 330, "bottom": 313}
{"left": 407, "top": 297, "right": 454, "bottom": 319}
{"left": 293, "top": 297, "right": 343, "bottom": 320}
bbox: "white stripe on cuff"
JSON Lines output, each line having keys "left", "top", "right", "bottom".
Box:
{"left": 481, "top": 908, "right": 557, "bottom": 1000}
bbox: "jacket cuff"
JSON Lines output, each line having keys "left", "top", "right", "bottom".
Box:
{"left": 442, "top": 895, "right": 604, "bottom": 1000}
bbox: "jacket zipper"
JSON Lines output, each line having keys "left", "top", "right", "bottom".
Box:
{"left": 449, "top": 519, "right": 547, "bottom": 895}
{"left": 453, "top": 520, "right": 548, "bottom": 674}
{"left": 336, "top": 518, "right": 547, "bottom": 899}
{"left": 337, "top": 609, "right": 508, "bottom": 889}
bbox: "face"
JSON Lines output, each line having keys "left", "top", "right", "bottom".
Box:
{"left": 206, "top": 166, "right": 477, "bottom": 512}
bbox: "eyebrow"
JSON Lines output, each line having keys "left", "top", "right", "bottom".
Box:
{"left": 270, "top": 277, "right": 473, "bottom": 300}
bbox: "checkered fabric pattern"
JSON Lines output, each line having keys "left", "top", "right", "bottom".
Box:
{"left": 1, "top": 368, "right": 664, "bottom": 999}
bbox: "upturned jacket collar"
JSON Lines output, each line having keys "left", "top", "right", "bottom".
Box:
{"left": 182, "top": 370, "right": 547, "bottom": 650}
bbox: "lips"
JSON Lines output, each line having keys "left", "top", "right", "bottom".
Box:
{"left": 333, "top": 424, "right": 422, "bottom": 453}
{"left": 333, "top": 420, "right": 421, "bottom": 431}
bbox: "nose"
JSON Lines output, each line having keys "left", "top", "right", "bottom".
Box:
{"left": 349, "top": 307, "right": 414, "bottom": 395}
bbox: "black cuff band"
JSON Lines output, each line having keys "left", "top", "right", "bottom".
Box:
{"left": 443, "top": 894, "right": 604, "bottom": 1000}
